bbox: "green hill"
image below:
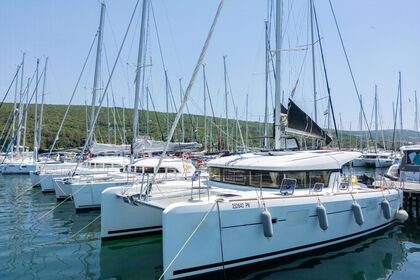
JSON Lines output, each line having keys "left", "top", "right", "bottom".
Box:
{"left": 0, "top": 103, "right": 266, "bottom": 151}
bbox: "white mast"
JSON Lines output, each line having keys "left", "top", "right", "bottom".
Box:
{"left": 399, "top": 72, "right": 403, "bottom": 146}
{"left": 274, "top": 0, "right": 283, "bottom": 149}
{"left": 12, "top": 65, "right": 19, "bottom": 159}
{"left": 165, "top": 70, "right": 169, "bottom": 138}
{"left": 415, "top": 90, "right": 418, "bottom": 132}
{"left": 179, "top": 79, "right": 185, "bottom": 142}
{"left": 89, "top": 2, "right": 105, "bottom": 145}
{"left": 264, "top": 20, "right": 269, "bottom": 149}
{"left": 132, "top": 0, "right": 149, "bottom": 157}
{"left": 22, "top": 77, "right": 30, "bottom": 152}
{"left": 203, "top": 64, "right": 208, "bottom": 150}
{"left": 38, "top": 58, "right": 48, "bottom": 154}
{"left": 223, "top": 55, "right": 229, "bottom": 150}
{"left": 89, "top": 3, "right": 105, "bottom": 144}
{"left": 246, "top": 93, "right": 249, "bottom": 149}
{"left": 34, "top": 59, "right": 39, "bottom": 161}
{"left": 310, "top": 0, "right": 317, "bottom": 125}
{"left": 16, "top": 53, "right": 25, "bottom": 156}
{"left": 374, "top": 85, "right": 378, "bottom": 146}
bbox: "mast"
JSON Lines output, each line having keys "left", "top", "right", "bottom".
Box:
{"left": 274, "top": 0, "right": 283, "bottom": 149}
{"left": 179, "top": 78, "right": 185, "bottom": 142}
{"left": 165, "top": 70, "right": 169, "bottom": 139}
{"left": 310, "top": 0, "right": 317, "bottom": 125}
{"left": 12, "top": 65, "right": 19, "bottom": 159}
{"left": 399, "top": 72, "right": 403, "bottom": 146}
{"left": 16, "top": 53, "right": 25, "bottom": 156}
{"left": 122, "top": 97, "right": 126, "bottom": 143}
{"left": 246, "top": 93, "right": 249, "bottom": 149}
{"left": 263, "top": 20, "right": 269, "bottom": 149}
{"left": 89, "top": 2, "right": 106, "bottom": 145}
{"left": 22, "top": 77, "right": 30, "bottom": 152}
{"left": 415, "top": 90, "right": 418, "bottom": 132}
{"left": 374, "top": 84, "right": 378, "bottom": 145}
{"left": 223, "top": 55, "right": 229, "bottom": 150}
{"left": 132, "top": 0, "right": 149, "bottom": 157}
{"left": 38, "top": 58, "right": 47, "bottom": 155}
{"left": 34, "top": 59, "right": 39, "bottom": 161}
{"left": 203, "top": 64, "right": 208, "bottom": 150}
{"left": 146, "top": 87, "right": 150, "bottom": 136}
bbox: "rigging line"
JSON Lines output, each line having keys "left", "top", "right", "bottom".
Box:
{"left": 179, "top": 82, "right": 198, "bottom": 142}
{"left": 1, "top": 67, "right": 45, "bottom": 162}
{"left": 105, "top": 8, "right": 133, "bottom": 98}
{"left": 0, "top": 64, "right": 22, "bottom": 112}
{"left": 328, "top": 0, "right": 374, "bottom": 152}
{"left": 150, "top": 2, "right": 167, "bottom": 71}
{"left": 43, "top": 33, "right": 97, "bottom": 164}
{"left": 313, "top": 4, "right": 340, "bottom": 148}
{"left": 167, "top": 78, "right": 182, "bottom": 142}
{"left": 226, "top": 71, "right": 245, "bottom": 148}
{"left": 206, "top": 77, "right": 221, "bottom": 150}
{"left": 159, "top": 201, "right": 218, "bottom": 280}
{"left": 150, "top": 0, "right": 224, "bottom": 186}
{"left": 103, "top": 44, "right": 124, "bottom": 143}
{"left": 147, "top": 87, "right": 165, "bottom": 141}
{"left": 72, "top": 0, "right": 142, "bottom": 175}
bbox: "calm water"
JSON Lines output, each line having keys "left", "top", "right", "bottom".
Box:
{"left": 0, "top": 171, "right": 420, "bottom": 280}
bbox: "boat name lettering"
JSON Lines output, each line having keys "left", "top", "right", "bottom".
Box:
{"left": 232, "top": 202, "right": 250, "bottom": 209}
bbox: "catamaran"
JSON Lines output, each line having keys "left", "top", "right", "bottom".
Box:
{"left": 71, "top": 157, "right": 196, "bottom": 210}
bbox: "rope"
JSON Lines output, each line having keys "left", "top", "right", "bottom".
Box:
{"left": 150, "top": 0, "right": 224, "bottom": 186}
{"left": 159, "top": 201, "right": 218, "bottom": 280}
{"left": 72, "top": 214, "right": 101, "bottom": 238}
{"left": 328, "top": 0, "right": 375, "bottom": 152}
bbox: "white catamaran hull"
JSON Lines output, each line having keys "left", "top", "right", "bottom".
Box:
{"left": 1, "top": 162, "right": 36, "bottom": 174}
{"left": 72, "top": 180, "right": 136, "bottom": 210}
{"left": 101, "top": 186, "right": 164, "bottom": 240}
{"left": 162, "top": 190, "right": 401, "bottom": 279}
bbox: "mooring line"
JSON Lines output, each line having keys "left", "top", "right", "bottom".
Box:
{"left": 72, "top": 214, "right": 101, "bottom": 238}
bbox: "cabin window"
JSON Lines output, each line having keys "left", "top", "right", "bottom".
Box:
{"left": 158, "top": 167, "right": 166, "bottom": 173}
{"left": 144, "top": 167, "right": 154, "bottom": 173}
{"left": 136, "top": 166, "right": 142, "bottom": 173}
{"left": 407, "top": 151, "right": 420, "bottom": 165}
{"left": 281, "top": 172, "right": 307, "bottom": 189}
{"left": 167, "top": 168, "right": 178, "bottom": 173}
{"left": 223, "top": 169, "right": 247, "bottom": 185}
{"left": 130, "top": 166, "right": 135, "bottom": 172}
{"left": 209, "top": 167, "right": 222, "bottom": 182}
{"left": 250, "top": 171, "right": 279, "bottom": 188}
{"left": 309, "top": 170, "right": 331, "bottom": 188}
{"left": 104, "top": 163, "right": 113, "bottom": 168}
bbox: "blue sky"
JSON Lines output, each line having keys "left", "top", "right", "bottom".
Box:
{"left": 1, "top": 0, "right": 420, "bottom": 132}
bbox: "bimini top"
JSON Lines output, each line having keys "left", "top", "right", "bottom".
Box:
{"left": 400, "top": 145, "right": 420, "bottom": 152}
{"left": 207, "top": 150, "right": 361, "bottom": 171}
{"left": 85, "top": 156, "right": 130, "bottom": 165}
{"left": 131, "top": 157, "right": 194, "bottom": 170}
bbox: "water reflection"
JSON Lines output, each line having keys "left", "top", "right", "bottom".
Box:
{"left": 100, "top": 236, "right": 163, "bottom": 279}
{"left": 1, "top": 171, "right": 420, "bottom": 280}
{"left": 226, "top": 226, "right": 407, "bottom": 280}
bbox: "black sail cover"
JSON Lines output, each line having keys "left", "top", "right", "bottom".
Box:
{"left": 284, "top": 99, "right": 332, "bottom": 145}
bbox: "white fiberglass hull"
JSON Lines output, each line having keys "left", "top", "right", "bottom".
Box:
{"left": 72, "top": 180, "right": 136, "bottom": 210}
{"left": 0, "top": 162, "right": 36, "bottom": 174}
{"left": 162, "top": 189, "right": 401, "bottom": 279}
{"left": 101, "top": 186, "right": 165, "bottom": 240}
{"left": 101, "top": 179, "right": 207, "bottom": 241}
